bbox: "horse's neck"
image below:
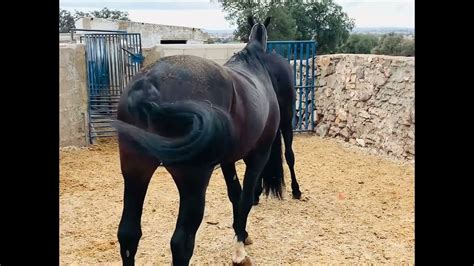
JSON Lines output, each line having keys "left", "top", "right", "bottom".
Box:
{"left": 247, "top": 40, "right": 265, "bottom": 50}
{"left": 224, "top": 44, "right": 270, "bottom": 82}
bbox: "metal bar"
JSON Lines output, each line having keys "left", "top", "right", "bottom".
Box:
{"left": 92, "top": 134, "right": 117, "bottom": 138}
{"left": 132, "top": 34, "right": 138, "bottom": 76}
{"left": 108, "top": 37, "right": 114, "bottom": 97}
{"left": 90, "top": 109, "right": 118, "bottom": 113}
{"left": 138, "top": 34, "right": 143, "bottom": 69}
{"left": 111, "top": 35, "right": 120, "bottom": 95}
{"left": 297, "top": 42, "right": 304, "bottom": 130}
{"left": 86, "top": 35, "right": 93, "bottom": 95}
{"left": 268, "top": 40, "right": 315, "bottom": 44}
{"left": 84, "top": 36, "right": 93, "bottom": 143}
{"left": 104, "top": 35, "right": 112, "bottom": 98}
{"left": 125, "top": 34, "right": 132, "bottom": 83}
{"left": 123, "top": 35, "right": 130, "bottom": 86}
{"left": 91, "top": 120, "right": 116, "bottom": 123}
{"left": 117, "top": 35, "right": 124, "bottom": 92}
{"left": 90, "top": 124, "right": 116, "bottom": 129}
{"left": 91, "top": 130, "right": 118, "bottom": 134}
{"left": 282, "top": 43, "right": 286, "bottom": 59}
{"left": 89, "top": 95, "right": 121, "bottom": 98}
{"left": 102, "top": 36, "right": 110, "bottom": 96}
{"left": 287, "top": 43, "right": 291, "bottom": 62}
{"left": 90, "top": 114, "right": 118, "bottom": 117}
{"left": 311, "top": 41, "right": 317, "bottom": 130}
{"left": 132, "top": 34, "right": 137, "bottom": 74}
{"left": 292, "top": 43, "right": 297, "bottom": 129}
{"left": 304, "top": 43, "right": 310, "bottom": 130}
{"left": 97, "top": 35, "right": 104, "bottom": 96}
{"left": 295, "top": 85, "right": 315, "bottom": 88}
{"left": 279, "top": 44, "right": 285, "bottom": 58}
{"left": 91, "top": 36, "right": 99, "bottom": 96}
{"left": 90, "top": 104, "right": 119, "bottom": 108}
{"left": 110, "top": 35, "right": 118, "bottom": 94}
{"left": 89, "top": 99, "right": 120, "bottom": 102}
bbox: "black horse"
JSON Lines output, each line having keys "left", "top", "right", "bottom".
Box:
{"left": 113, "top": 16, "right": 283, "bottom": 265}
{"left": 250, "top": 17, "right": 302, "bottom": 204}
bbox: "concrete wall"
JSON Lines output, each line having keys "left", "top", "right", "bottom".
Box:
{"left": 311, "top": 54, "right": 415, "bottom": 160}
{"left": 60, "top": 33, "right": 72, "bottom": 43}
{"left": 142, "top": 43, "right": 246, "bottom": 66}
{"left": 60, "top": 43, "right": 89, "bottom": 147}
{"left": 75, "top": 18, "right": 210, "bottom": 47}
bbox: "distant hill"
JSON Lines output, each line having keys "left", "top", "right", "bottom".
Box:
{"left": 203, "top": 27, "right": 415, "bottom": 38}
{"left": 203, "top": 29, "right": 235, "bottom": 37}
{"left": 352, "top": 27, "right": 414, "bottom": 35}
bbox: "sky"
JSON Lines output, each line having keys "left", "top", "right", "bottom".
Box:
{"left": 59, "top": 0, "right": 414, "bottom": 30}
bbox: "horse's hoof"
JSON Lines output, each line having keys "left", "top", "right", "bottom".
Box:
{"left": 244, "top": 236, "right": 253, "bottom": 245}
{"left": 253, "top": 198, "right": 259, "bottom": 206}
{"left": 232, "top": 256, "right": 252, "bottom": 266}
{"left": 292, "top": 190, "right": 302, "bottom": 199}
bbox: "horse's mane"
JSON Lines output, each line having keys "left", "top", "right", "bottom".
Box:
{"left": 226, "top": 42, "right": 266, "bottom": 66}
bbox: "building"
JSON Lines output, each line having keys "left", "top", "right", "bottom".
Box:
{"left": 72, "top": 17, "right": 211, "bottom": 47}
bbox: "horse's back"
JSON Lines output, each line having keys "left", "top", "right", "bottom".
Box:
{"left": 125, "top": 55, "right": 234, "bottom": 109}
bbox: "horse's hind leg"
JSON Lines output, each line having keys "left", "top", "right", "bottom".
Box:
{"left": 233, "top": 148, "right": 272, "bottom": 264}
{"left": 169, "top": 166, "right": 213, "bottom": 266}
{"left": 221, "top": 163, "right": 243, "bottom": 233}
{"left": 117, "top": 144, "right": 160, "bottom": 266}
{"left": 253, "top": 175, "right": 263, "bottom": 205}
{"left": 281, "top": 121, "right": 302, "bottom": 199}
{"left": 221, "top": 163, "right": 254, "bottom": 245}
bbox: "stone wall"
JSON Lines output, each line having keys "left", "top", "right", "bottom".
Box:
{"left": 59, "top": 43, "right": 89, "bottom": 147}
{"left": 312, "top": 54, "right": 414, "bottom": 160}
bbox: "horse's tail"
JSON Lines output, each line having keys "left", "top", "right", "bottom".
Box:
{"left": 113, "top": 99, "right": 234, "bottom": 167}
{"left": 261, "top": 129, "right": 285, "bottom": 199}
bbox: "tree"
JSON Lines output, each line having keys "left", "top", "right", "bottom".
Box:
{"left": 219, "top": 0, "right": 354, "bottom": 54}
{"left": 220, "top": 1, "right": 272, "bottom": 41}
{"left": 302, "top": 0, "right": 355, "bottom": 54}
{"left": 371, "top": 33, "right": 414, "bottom": 56}
{"left": 372, "top": 33, "right": 402, "bottom": 55}
{"left": 90, "top": 7, "right": 130, "bottom": 21}
{"left": 338, "top": 34, "right": 379, "bottom": 54}
{"left": 400, "top": 38, "right": 414, "bottom": 56}
{"left": 264, "top": 5, "right": 298, "bottom": 40}
{"left": 59, "top": 9, "right": 75, "bottom": 33}
{"left": 59, "top": 8, "right": 130, "bottom": 33}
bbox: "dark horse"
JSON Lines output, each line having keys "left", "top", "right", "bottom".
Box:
{"left": 113, "top": 17, "right": 282, "bottom": 265}
{"left": 249, "top": 18, "right": 302, "bottom": 204}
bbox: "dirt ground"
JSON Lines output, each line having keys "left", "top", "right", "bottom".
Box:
{"left": 60, "top": 134, "right": 414, "bottom": 265}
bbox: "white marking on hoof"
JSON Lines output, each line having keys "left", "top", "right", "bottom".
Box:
{"left": 232, "top": 240, "right": 247, "bottom": 263}
{"left": 244, "top": 236, "right": 253, "bottom": 245}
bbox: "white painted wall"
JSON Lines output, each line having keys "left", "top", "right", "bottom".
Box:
{"left": 75, "top": 18, "right": 210, "bottom": 48}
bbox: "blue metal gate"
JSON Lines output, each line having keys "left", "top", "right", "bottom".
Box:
{"left": 267, "top": 40, "right": 317, "bottom": 132}
{"left": 83, "top": 33, "right": 143, "bottom": 142}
